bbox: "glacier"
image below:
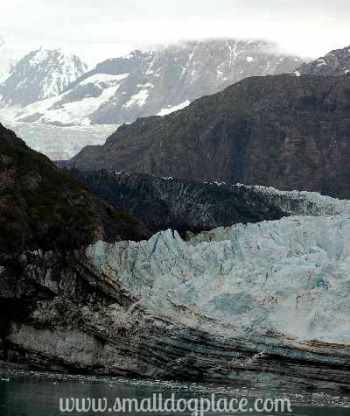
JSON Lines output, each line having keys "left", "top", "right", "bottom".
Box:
{"left": 87, "top": 209, "right": 350, "bottom": 344}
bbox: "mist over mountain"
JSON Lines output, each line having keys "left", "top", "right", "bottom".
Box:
{"left": 0, "top": 37, "right": 20, "bottom": 82}
{"left": 13, "top": 39, "right": 303, "bottom": 126}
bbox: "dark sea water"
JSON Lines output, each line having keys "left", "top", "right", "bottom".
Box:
{"left": 0, "top": 374, "right": 349, "bottom": 416}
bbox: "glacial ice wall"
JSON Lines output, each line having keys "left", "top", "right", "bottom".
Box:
{"left": 235, "top": 183, "right": 350, "bottom": 216}
{"left": 87, "top": 215, "right": 350, "bottom": 344}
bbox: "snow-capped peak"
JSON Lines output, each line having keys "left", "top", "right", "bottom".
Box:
{"left": 0, "top": 48, "right": 88, "bottom": 107}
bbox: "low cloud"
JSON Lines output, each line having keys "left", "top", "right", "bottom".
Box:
{"left": 1, "top": 0, "right": 350, "bottom": 65}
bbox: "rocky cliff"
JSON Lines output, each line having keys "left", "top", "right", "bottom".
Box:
{"left": 71, "top": 74, "right": 350, "bottom": 199}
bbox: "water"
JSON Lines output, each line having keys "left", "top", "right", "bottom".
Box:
{"left": 0, "top": 375, "right": 348, "bottom": 416}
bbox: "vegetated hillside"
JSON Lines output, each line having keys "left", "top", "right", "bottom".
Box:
{"left": 72, "top": 74, "right": 350, "bottom": 198}
{"left": 0, "top": 123, "right": 148, "bottom": 259}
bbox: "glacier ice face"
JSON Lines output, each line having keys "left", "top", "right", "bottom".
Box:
{"left": 234, "top": 183, "right": 350, "bottom": 217}
{"left": 87, "top": 215, "right": 350, "bottom": 344}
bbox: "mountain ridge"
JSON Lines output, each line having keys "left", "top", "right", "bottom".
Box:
{"left": 13, "top": 39, "right": 303, "bottom": 126}
{"left": 0, "top": 122, "right": 149, "bottom": 258}
{"left": 296, "top": 44, "right": 350, "bottom": 76}
{"left": 71, "top": 74, "right": 350, "bottom": 198}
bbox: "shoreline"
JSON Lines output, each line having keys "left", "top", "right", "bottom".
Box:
{"left": 1, "top": 362, "right": 350, "bottom": 409}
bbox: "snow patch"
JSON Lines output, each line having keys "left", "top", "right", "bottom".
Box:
{"left": 124, "top": 89, "right": 150, "bottom": 108}
{"left": 157, "top": 100, "right": 190, "bottom": 116}
{"left": 80, "top": 73, "right": 129, "bottom": 86}
{"left": 17, "top": 82, "right": 121, "bottom": 126}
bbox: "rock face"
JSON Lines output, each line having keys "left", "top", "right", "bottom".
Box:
{"left": 72, "top": 75, "right": 350, "bottom": 199}
{"left": 296, "top": 45, "right": 350, "bottom": 76}
{"left": 0, "top": 48, "right": 88, "bottom": 107}
{"left": 15, "top": 39, "right": 302, "bottom": 126}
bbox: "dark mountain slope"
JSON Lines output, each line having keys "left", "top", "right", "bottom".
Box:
{"left": 0, "top": 123, "right": 148, "bottom": 259}
{"left": 72, "top": 74, "right": 350, "bottom": 198}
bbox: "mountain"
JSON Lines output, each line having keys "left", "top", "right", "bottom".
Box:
{"left": 296, "top": 45, "right": 350, "bottom": 76}
{"left": 15, "top": 39, "right": 303, "bottom": 126}
{"left": 0, "top": 123, "right": 148, "bottom": 258}
{"left": 72, "top": 74, "right": 350, "bottom": 199}
{"left": 0, "top": 48, "right": 88, "bottom": 107}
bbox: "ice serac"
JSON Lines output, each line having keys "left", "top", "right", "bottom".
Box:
{"left": 15, "top": 39, "right": 303, "bottom": 126}
{"left": 87, "top": 215, "right": 350, "bottom": 344}
{"left": 72, "top": 74, "right": 350, "bottom": 199}
{"left": 0, "top": 48, "right": 88, "bottom": 107}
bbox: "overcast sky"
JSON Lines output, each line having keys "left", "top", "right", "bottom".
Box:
{"left": 1, "top": 0, "right": 350, "bottom": 65}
